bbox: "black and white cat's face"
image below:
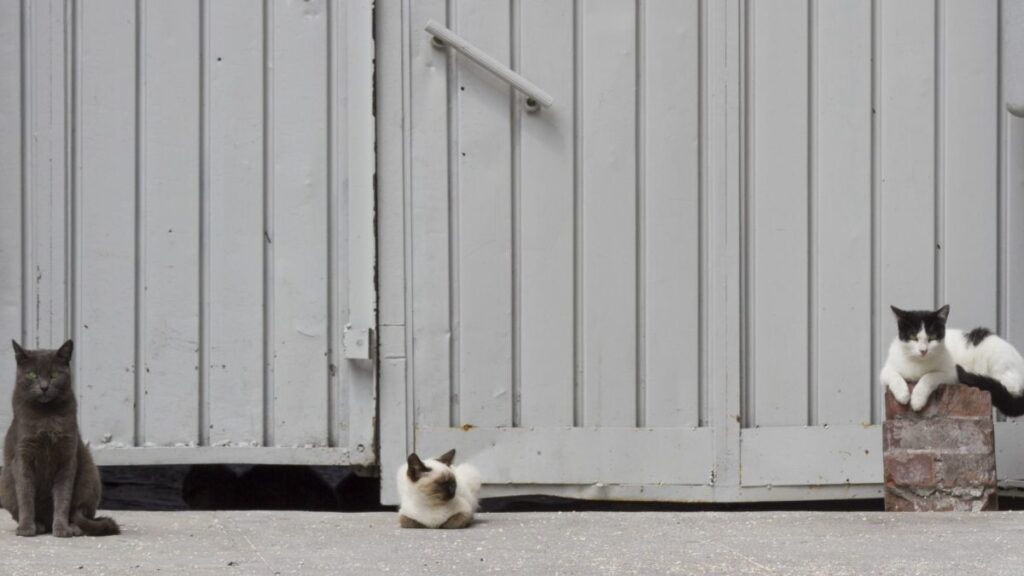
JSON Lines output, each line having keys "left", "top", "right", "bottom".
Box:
{"left": 406, "top": 449, "right": 458, "bottom": 503}
{"left": 890, "top": 305, "right": 949, "bottom": 359}
{"left": 12, "top": 339, "right": 75, "bottom": 405}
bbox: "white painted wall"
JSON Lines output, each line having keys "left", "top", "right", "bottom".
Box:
{"left": 378, "top": 0, "right": 1023, "bottom": 504}
{"left": 3, "top": 0, "right": 1020, "bottom": 503}
{"left": 0, "top": 0, "right": 376, "bottom": 466}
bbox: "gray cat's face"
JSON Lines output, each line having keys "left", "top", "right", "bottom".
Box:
{"left": 406, "top": 449, "right": 458, "bottom": 503}
{"left": 12, "top": 340, "right": 75, "bottom": 405}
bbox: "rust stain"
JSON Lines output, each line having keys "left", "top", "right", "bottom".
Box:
{"left": 461, "top": 424, "right": 475, "bottom": 432}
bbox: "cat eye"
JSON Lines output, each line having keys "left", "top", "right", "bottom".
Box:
{"left": 26, "top": 372, "right": 37, "bottom": 380}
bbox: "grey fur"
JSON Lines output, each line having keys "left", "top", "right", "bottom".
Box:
{"left": 0, "top": 340, "right": 119, "bottom": 537}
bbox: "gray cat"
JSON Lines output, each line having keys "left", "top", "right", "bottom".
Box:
{"left": 0, "top": 340, "right": 119, "bottom": 537}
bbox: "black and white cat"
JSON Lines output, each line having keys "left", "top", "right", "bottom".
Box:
{"left": 881, "top": 304, "right": 1024, "bottom": 414}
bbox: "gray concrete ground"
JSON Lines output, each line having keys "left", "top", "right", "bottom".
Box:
{"left": 0, "top": 511, "right": 1022, "bottom": 575}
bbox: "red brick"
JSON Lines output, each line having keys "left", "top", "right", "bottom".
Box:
{"left": 884, "top": 453, "right": 936, "bottom": 488}
{"left": 883, "top": 419, "right": 993, "bottom": 453}
{"left": 937, "top": 454, "right": 997, "bottom": 488}
{"left": 884, "top": 490, "right": 916, "bottom": 512}
{"left": 885, "top": 387, "right": 914, "bottom": 420}
{"left": 885, "top": 384, "right": 993, "bottom": 420}
{"left": 884, "top": 383, "right": 997, "bottom": 512}
{"left": 918, "top": 499, "right": 960, "bottom": 512}
{"left": 886, "top": 486, "right": 998, "bottom": 512}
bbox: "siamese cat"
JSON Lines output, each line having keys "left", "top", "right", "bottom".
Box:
{"left": 882, "top": 305, "right": 1024, "bottom": 415}
{"left": 0, "top": 340, "right": 119, "bottom": 537}
{"left": 397, "top": 449, "right": 480, "bottom": 529}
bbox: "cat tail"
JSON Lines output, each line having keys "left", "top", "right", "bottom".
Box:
{"left": 73, "top": 509, "right": 120, "bottom": 537}
{"left": 957, "top": 365, "right": 1024, "bottom": 417}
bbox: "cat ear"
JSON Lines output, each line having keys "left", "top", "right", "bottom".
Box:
{"left": 436, "top": 449, "right": 456, "bottom": 466}
{"left": 11, "top": 340, "right": 27, "bottom": 365}
{"left": 935, "top": 305, "right": 950, "bottom": 322}
{"left": 56, "top": 339, "right": 74, "bottom": 364}
{"left": 890, "top": 305, "right": 906, "bottom": 318}
{"left": 406, "top": 453, "right": 428, "bottom": 481}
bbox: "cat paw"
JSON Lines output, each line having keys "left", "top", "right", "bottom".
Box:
{"left": 892, "top": 388, "right": 911, "bottom": 405}
{"left": 53, "top": 523, "right": 79, "bottom": 538}
{"left": 910, "top": 391, "right": 930, "bottom": 412}
{"left": 16, "top": 524, "right": 38, "bottom": 537}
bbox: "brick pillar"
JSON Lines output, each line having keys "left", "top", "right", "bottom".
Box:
{"left": 884, "top": 383, "right": 997, "bottom": 511}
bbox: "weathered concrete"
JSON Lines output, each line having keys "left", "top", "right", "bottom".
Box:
{"left": 2, "top": 511, "right": 1024, "bottom": 575}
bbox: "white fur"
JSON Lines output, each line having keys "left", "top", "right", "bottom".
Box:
{"left": 882, "top": 327, "right": 1024, "bottom": 410}
{"left": 397, "top": 459, "right": 481, "bottom": 528}
{"left": 881, "top": 331, "right": 958, "bottom": 411}
{"left": 946, "top": 329, "right": 1024, "bottom": 397}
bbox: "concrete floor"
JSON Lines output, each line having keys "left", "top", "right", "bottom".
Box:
{"left": 0, "top": 511, "right": 1022, "bottom": 575}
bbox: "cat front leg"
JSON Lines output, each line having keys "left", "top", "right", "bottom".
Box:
{"left": 439, "top": 512, "right": 473, "bottom": 529}
{"left": 881, "top": 366, "right": 911, "bottom": 405}
{"left": 910, "top": 370, "right": 958, "bottom": 411}
{"left": 13, "top": 456, "right": 37, "bottom": 537}
{"left": 51, "top": 447, "right": 78, "bottom": 538}
{"left": 399, "top": 514, "right": 428, "bottom": 529}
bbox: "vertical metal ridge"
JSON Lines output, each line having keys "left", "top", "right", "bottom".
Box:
{"left": 997, "top": 0, "right": 1006, "bottom": 337}
{"left": 262, "top": 0, "right": 275, "bottom": 448}
{"left": 63, "top": 0, "right": 74, "bottom": 343}
{"left": 445, "top": 0, "right": 461, "bottom": 428}
{"left": 325, "top": 0, "right": 336, "bottom": 447}
{"left": 20, "top": 0, "right": 31, "bottom": 346}
{"left": 68, "top": 0, "right": 82, "bottom": 426}
{"left": 635, "top": 0, "right": 647, "bottom": 429}
{"left": 399, "top": 0, "right": 415, "bottom": 448}
{"left": 401, "top": 0, "right": 415, "bottom": 450}
{"left": 807, "top": 0, "right": 818, "bottom": 427}
{"left": 198, "top": 0, "right": 210, "bottom": 447}
{"left": 510, "top": 0, "right": 522, "bottom": 428}
{"left": 572, "top": 0, "right": 584, "bottom": 427}
{"left": 741, "top": 0, "right": 755, "bottom": 428}
{"left": 870, "top": 0, "right": 881, "bottom": 424}
{"left": 697, "top": 0, "right": 707, "bottom": 427}
{"left": 133, "top": 0, "right": 146, "bottom": 447}
{"left": 934, "top": 0, "right": 945, "bottom": 308}
{"left": 996, "top": 0, "right": 1006, "bottom": 424}
{"left": 66, "top": 0, "right": 78, "bottom": 364}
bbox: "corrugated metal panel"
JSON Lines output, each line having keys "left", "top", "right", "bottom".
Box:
{"left": 381, "top": 0, "right": 712, "bottom": 505}
{"left": 0, "top": 0, "right": 375, "bottom": 465}
{"left": 742, "top": 0, "right": 1004, "bottom": 428}
{"left": 378, "top": 0, "right": 1020, "bottom": 503}
{"left": 409, "top": 0, "right": 706, "bottom": 432}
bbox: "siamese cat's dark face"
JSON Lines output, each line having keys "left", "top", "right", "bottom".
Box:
{"left": 890, "top": 305, "right": 949, "bottom": 359}
{"left": 12, "top": 339, "right": 75, "bottom": 405}
{"left": 406, "top": 449, "right": 458, "bottom": 503}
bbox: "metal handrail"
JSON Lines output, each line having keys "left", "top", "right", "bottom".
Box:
{"left": 425, "top": 19, "right": 555, "bottom": 110}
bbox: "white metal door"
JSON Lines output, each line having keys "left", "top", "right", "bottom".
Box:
{"left": 378, "top": 0, "right": 1023, "bottom": 504}
{"left": 0, "top": 0, "right": 376, "bottom": 467}
{"left": 739, "top": 0, "right": 1024, "bottom": 493}
{"left": 379, "top": 0, "right": 721, "bottom": 504}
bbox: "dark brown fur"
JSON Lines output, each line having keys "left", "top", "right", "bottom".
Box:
{"left": 0, "top": 340, "right": 119, "bottom": 537}
{"left": 406, "top": 451, "right": 458, "bottom": 503}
